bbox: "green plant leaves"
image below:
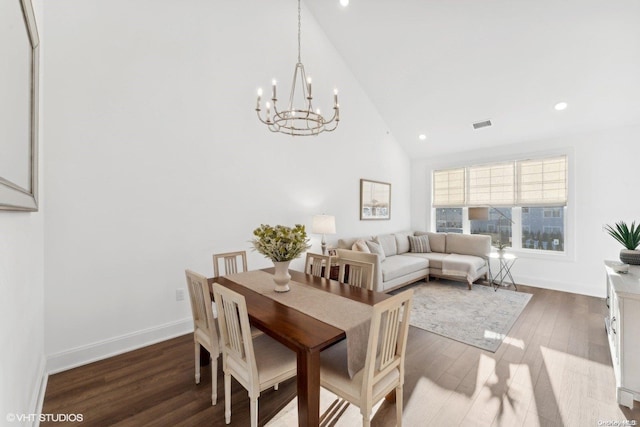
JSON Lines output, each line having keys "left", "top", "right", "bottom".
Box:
{"left": 251, "top": 224, "right": 312, "bottom": 262}
{"left": 605, "top": 221, "right": 640, "bottom": 250}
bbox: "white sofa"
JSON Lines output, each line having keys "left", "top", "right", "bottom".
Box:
{"left": 336, "top": 231, "right": 491, "bottom": 293}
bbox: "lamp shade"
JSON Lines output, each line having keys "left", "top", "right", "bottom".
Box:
{"left": 311, "top": 214, "right": 336, "bottom": 234}
{"left": 468, "top": 207, "right": 489, "bottom": 221}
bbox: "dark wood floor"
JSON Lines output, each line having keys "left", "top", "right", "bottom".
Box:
{"left": 42, "top": 283, "right": 640, "bottom": 426}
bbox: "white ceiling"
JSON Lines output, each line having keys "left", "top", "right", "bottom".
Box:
{"left": 305, "top": 0, "right": 640, "bottom": 159}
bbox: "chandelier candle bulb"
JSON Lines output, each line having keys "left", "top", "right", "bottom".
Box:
{"left": 272, "top": 80, "right": 277, "bottom": 100}
{"left": 307, "top": 77, "right": 312, "bottom": 98}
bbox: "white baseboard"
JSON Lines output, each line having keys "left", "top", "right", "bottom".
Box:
{"left": 46, "top": 318, "right": 192, "bottom": 374}
{"left": 515, "top": 274, "right": 604, "bottom": 298}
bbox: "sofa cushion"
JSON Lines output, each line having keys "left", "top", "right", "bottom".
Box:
{"left": 408, "top": 235, "right": 431, "bottom": 253}
{"left": 351, "top": 239, "right": 371, "bottom": 253}
{"left": 338, "top": 236, "right": 373, "bottom": 249}
{"left": 415, "top": 231, "right": 446, "bottom": 253}
{"left": 381, "top": 255, "right": 429, "bottom": 282}
{"left": 365, "top": 241, "right": 386, "bottom": 262}
{"left": 404, "top": 252, "right": 448, "bottom": 270}
{"left": 374, "top": 234, "right": 397, "bottom": 257}
{"left": 394, "top": 231, "right": 412, "bottom": 254}
{"left": 445, "top": 233, "right": 491, "bottom": 257}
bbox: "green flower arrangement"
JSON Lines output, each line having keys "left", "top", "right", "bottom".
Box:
{"left": 251, "top": 224, "right": 311, "bottom": 262}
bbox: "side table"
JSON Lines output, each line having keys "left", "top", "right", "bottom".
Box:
{"left": 488, "top": 252, "right": 518, "bottom": 291}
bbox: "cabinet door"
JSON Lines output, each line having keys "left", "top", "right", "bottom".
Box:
{"left": 611, "top": 290, "right": 621, "bottom": 365}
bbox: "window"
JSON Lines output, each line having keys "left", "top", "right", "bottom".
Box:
{"left": 522, "top": 206, "right": 565, "bottom": 252}
{"left": 432, "top": 155, "right": 568, "bottom": 254}
{"left": 470, "top": 207, "right": 513, "bottom": 248}
{"left": 435, "top": 208, "right": 463, "bottom": 233}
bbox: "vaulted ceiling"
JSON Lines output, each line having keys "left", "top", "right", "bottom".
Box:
{"left": 305, "top": 0, "right": 640, "bottom": 158}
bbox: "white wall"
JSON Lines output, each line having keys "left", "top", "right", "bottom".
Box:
{"left": 43, "top": 0, "right": 410, "bottom": 371}
{"left": 0, "top": 0, "right": 46, "bottom": 420}
{"left": 411, "top": 124, "right": 640, "bottom": 297}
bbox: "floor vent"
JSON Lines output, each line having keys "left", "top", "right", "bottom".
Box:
{"left": 472, "top": 119, "right": 492, "bottom": 129}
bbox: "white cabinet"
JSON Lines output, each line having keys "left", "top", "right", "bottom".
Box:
{"left": 605, "top": 260, "right": 640, "bottom": 409}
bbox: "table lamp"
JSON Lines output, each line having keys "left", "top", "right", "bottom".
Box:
{"left": 311, "top": 214, "right": 336, "bottom": 255}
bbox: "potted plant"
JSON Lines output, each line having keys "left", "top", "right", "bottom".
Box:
{"left": 251, "top": 224, "right": 311, "bottom": 292}
{"left": 494, "top": 240, "right": 508, "bottom": 254}
{"left": 605, "top": 221, "right": 640, "bottom": 265}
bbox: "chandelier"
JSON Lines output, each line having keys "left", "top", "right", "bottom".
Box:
{"left": 255, "top": 0, "right": 340, "bottom": 136}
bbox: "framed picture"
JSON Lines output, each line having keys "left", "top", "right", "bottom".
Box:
{"left": 360, "top": 179, "right": 391, "bottom": 220}
{"left": 0, "top": 0, "right": 40, "bottom": 211}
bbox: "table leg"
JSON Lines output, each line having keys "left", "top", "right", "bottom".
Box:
{"left": 296, "top": 348, "right": 320, "bottom": 427}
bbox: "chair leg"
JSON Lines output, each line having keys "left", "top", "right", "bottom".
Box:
{"left": 194, "top": 342, "right": 201, "bottom": 384}
{"left": 224, "top": 372, "right": 231, "bottom": 424}
{"left": 396, "top": 385, "right": 403, "bottom": 426}
{"left": 250, "top": 396, "right": 258, "bottom": 427}
{"left": 211, "top": 354, "right": 217, "bottom": 405}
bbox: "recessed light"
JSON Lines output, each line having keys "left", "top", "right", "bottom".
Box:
{"left": 340, "top": 0, "right": 349, "bottom": 6}
{"left": 418, "top": 134, "right": 427, "bottom": 140}
{"left": 554, "top": 102, "right": 568, "bottom": 111}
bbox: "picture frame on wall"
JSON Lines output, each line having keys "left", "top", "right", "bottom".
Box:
{"left": 360, "top": 179, "right": 391, "bottom": 220}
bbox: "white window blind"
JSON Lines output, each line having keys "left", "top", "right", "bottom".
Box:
{"left": 467, "top": 162, "right": 515, "bottom": 206}
{"left": 433, "top": 168, "right": 465, "bottom": 207}
{"left": 432, "top": 155, "right": 568, "bottom": 207}
{"left": 516, "top": 156, "right": 568, "bottom": 206}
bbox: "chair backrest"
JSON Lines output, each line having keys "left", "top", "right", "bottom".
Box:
{"left": 185, "top": 270, "right": 218, "bottom": 349}
{"left": 337, "top": 258, "right": 374, "bottom": 290}
{"left": 362, "top": 289, "right": 413, "bottom": 395}
{"left": 213, "top": 251, "right": 248, "bottom": 277}
{"left": 305, "top": 252, "right": 332, "bottom": 279}
{"left": 211, "top": 282, "right": 258, "bottom": 388}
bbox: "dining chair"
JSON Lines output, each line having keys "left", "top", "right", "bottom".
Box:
{"left": 213, "top": 250, "right": 248, "bottom": 277}
{"left": 320, "top": 289, "right": 414, "bottom": 427}
{"left": 337, "top": 257, "right": 375, "bottom": 290}
{"left": 212, "top": 283, "right": 297, "bottom": 427}
{"left": 304, "top": 252, "right": 333, "bottom": 279}
{"left": 185, "top": 269, "right": 220, "bottom": 405}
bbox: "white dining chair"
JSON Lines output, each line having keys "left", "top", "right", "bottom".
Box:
{"left": 337, "top": 257, "right": 375, "bottom": 290}
{"left": 213, "top": 250, "right": 248, "bottom": 277}
{"left": 305, "top": 252, "right": 333, "bottom": 279}
{"left": 185, "top": 269, "right": 220, "bottom": 405}
{"left": 212, "top": 282, "right": 297, "bottom": 427}
{"left": 320, "top": 289, "right": 414, "bottom": 426}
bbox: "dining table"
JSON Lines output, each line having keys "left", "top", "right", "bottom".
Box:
{"left": 208, "top": 267, "right": 390, "bottom": 427}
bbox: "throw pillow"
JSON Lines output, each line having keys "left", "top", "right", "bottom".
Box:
{"left": 409, "top": 234, "right": 431, "bottom": 253}
{"left": 365, "top": 240, "right": 386, "bottom": 262}
{"left": 374, "top": 234, "right": 398, "bottom": 257}
{"left": 352, "top": 239, "right": 371, "bottom": 253}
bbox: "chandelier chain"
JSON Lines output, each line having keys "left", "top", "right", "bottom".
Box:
{"left": 297, "top": 0, "right": 301, "bottom": 63}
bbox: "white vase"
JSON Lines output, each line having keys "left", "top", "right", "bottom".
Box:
{"left": 273, "top": 261, "right": 291, "bottom": 292}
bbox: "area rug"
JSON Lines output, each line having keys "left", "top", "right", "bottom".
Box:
{"left": 401, "top": 280, "right": 532, "bottom": 352}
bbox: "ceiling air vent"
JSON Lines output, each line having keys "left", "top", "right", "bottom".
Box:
{"left": 472, "top": 119, "right": 492, "bottom": 130}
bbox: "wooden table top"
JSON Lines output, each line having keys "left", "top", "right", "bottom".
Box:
{"left": 209, "top": 267, "right": 389, "bottom": 352}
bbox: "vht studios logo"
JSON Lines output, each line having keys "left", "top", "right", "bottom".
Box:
{"left": 6, "top": 413, "right": 84, "bottom": 423}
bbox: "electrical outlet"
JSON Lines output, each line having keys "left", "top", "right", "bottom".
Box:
{"left": 176, "top": 289, "right": 185, "bottom": 301}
